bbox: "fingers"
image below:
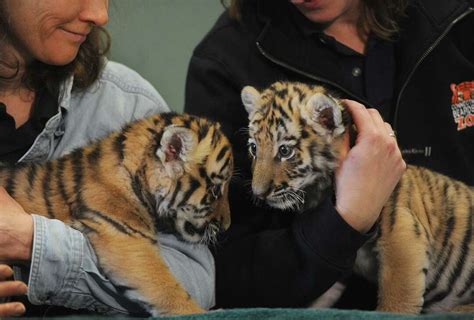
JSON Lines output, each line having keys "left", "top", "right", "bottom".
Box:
{"left": 336, "top": 100, "right": 406, "bottom": 233}
{"left": 342, "top": 99, "right": 374, "bottom": 134}
{"left": 0, "top": 302, "right": 26, "bottom": 317}
{"left": 0, "top": 265, "right": 13, "bottom": 281}
{"left": 0, "top": 275, "right": 27, "bottom": 316}
{"left": 0, "top": 281, "right": 27, "bottom": 298}
{"left": 342, "top": 99, "right": 397, "bottom": 139}
{"left": 367, "top": 108, "right": 386, "bottom": 132}
{"left": 0, "top": 265, "right": 27, "bottom": 316}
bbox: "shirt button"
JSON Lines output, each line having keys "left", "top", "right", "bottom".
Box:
{"left": 352, "top": 67, "right": 362, "bottom": 77}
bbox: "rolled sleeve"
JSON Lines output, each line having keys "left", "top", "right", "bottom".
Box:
{"left": 25, "top": 215, "right": 215, "bottom": 314}
{"left": 28, "top": 215, "right": 129, "bottom": 314}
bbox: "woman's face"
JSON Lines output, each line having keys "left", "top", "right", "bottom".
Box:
{"left": 289, "top": 0, "right": 360, "bottom": 25}
{"left": 4, "top": 0, "right": 108, "bottom": 66}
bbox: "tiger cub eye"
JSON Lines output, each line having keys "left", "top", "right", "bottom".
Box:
{"left": 248, "top": 142, "right": 257, "bottom": 157}
{"left": 278, "top": 145, "right": 294, "bottom": 159}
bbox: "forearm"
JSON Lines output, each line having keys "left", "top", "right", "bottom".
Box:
{"left": 0, "top": 188, "right": 33, "bottom": 262}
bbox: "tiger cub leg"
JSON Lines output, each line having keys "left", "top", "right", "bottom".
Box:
{"left": 376, "top": 207, "right": 429, "bottom": 314}
{"left": 78, "top": 220, "right": 204, "bottom": 316}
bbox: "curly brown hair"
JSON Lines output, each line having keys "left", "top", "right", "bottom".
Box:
{"left": 221, "top": 0, "right": 408, "bottom": 41}
{"left": 0, "top": 11, "right": 110, "bottom": 94}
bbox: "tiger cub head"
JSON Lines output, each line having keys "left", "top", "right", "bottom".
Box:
{"left": 241, "top": 81, "right": 349, "bottom": 211}
{"left": 140, "top": 114, "right": 233, "bottom": 244}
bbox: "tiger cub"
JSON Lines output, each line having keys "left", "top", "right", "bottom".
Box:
{"left": 241, "top": 81, "right": 473, "bottom": 313}
{"left": 0, "top": 113, "right": 233, "bottom": 316}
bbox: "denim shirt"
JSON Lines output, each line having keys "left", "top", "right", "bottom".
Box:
{"left": 13, "top": 61, "right": 216, "bottom": 314}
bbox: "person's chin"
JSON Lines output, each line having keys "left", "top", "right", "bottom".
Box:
{"left": 42, "top": 50, "right": 79, "bottom": 66}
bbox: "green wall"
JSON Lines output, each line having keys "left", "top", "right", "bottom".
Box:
{"left": 107, "top": 1, "right": 224, "bottom": 112}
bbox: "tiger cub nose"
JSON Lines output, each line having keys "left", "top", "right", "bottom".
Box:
{"left": 252, "top": 185, "right": 272, "bottom": 199}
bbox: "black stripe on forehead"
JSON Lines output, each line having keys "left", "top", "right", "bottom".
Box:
{"left": 292, "top": 85, "right": 307, "bottom": 101}
{"left": 181, "top": 117, "right": 192, "bottom": 129}
{"left": 276, "top": 118, "right": 288, "bottom": 132}
{"left": 274, "top": 87, "right": 289, "bottom": 99}
{"left": 157, "top": 112, "right": 177, "bottom": 126}
{"left": 275, "top": 103, "right": 291, "bottom": 121}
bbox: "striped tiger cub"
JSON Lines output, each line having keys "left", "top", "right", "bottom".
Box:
{"left": 241, "top": 81, "right": 473, "bottom": 313}
{"left": 0, "top": 113, "right": 233, "bottom": 315}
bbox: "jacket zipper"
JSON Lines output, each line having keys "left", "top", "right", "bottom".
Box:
{"left": 255, "top": 41, "right": 373, "bottom": 108}
{"left": 393, "top": 7, "right": 474, "bottom": 131}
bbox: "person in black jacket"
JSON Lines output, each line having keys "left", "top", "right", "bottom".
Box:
{"left": 184, "top": 0, "right": 474, "bottom": 310}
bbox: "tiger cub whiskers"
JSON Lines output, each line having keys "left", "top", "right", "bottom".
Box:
{"left": 241, "top": 81, "right": 473, "bottom": 314}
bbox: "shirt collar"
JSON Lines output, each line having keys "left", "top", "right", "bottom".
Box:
{"left": 58, "top": 74, "right": 74, "bottom": 111}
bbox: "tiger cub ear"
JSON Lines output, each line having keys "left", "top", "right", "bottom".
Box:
{"left": 241, "top": 86, "right": 261, "bottom": 116}
{"left": 156, "top": 125, "right": 197, "bottom": 176}
{"left": 304, "top": 93, "right": 345, "bottom": 137}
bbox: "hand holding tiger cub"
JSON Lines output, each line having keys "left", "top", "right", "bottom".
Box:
{"left": 0, "top": 187, "right": 33, "bottom": 262}
{"left": 335, "top": 100, "right": 406, "bottom": 233}
{"left": 242, "top": 83, "right": 405, "bottom": 233}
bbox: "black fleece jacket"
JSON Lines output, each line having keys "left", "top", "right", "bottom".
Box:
{"left": 184, "top": 0, "right": 474, "bottom": 309}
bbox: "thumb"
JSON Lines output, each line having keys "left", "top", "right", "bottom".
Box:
{"left": 335, "top": 130, "right": 350, "bottom": 176}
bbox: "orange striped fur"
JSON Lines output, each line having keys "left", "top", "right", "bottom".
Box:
{"left": 0, "top": 112, "right": 233, "bottom": 315}
{"left": 242, "top": 81, "right": 473, "bottom": 313}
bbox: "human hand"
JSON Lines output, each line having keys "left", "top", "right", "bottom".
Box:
{"left": 0, "top": 264, "right": 27, "bottom": 317}
{"left": 334, "top": 100, "right": 406, "bottom": 233}
{"left": 0, "top": 187, "right": 33, "bottom": 262}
